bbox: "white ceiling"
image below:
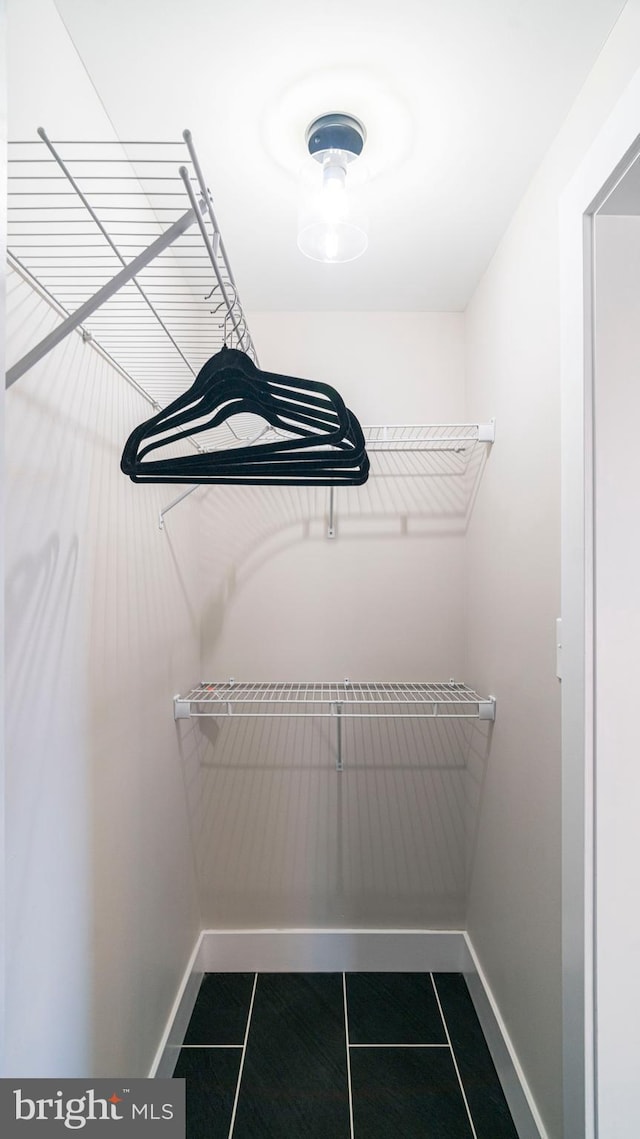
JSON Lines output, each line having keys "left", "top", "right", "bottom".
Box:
{"left": 11, "top": 0, "right": 627, "bottom": 310}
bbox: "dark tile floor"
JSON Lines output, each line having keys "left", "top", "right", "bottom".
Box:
{"left": 173, "top": 971, "right": 519, "bottom": 1138}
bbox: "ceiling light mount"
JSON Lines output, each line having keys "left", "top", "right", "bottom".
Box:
{"left": 305, "top": 113, "right": 366, "bottom": 161}
{"left": 298, "top": 112, "right": 369, "bottom": 264}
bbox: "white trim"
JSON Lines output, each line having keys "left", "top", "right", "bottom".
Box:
{"left": 342, "top": 974, "right": 355, "bottom": 1139}
{"left": 432, "top": 972, "right": 478, "bottom": 1139}
{"left": 195, "top": 928, "right": 472, "bottom": 974}
{"left": 227, "top": 972, "right": 257, "bottom": 1139}
{"left": 349, "top": 1043, "right": 449, "bottom": 1048}
{"left": 463, "top": 934, "right": 547, "bottom": 1139}
{"left": 149, "top": 931, "right": 205, "bottom": 1078}
{"left": 560, "top": 64, "right": 640, "bottom": 1139}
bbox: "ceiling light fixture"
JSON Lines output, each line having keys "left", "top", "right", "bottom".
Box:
{"left": 297, "top": 113, "right": 368, "bottom": 264}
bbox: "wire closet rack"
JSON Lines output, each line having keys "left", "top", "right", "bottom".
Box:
{"left": 7, "top": 128, "right": 495, "bottom": 532}
{"left": 174, "top": 680, "right": 496, "bottom": 770}
{"left": 7, "top": 127, "right": 261, "bottom": 453}
{"left": 8, "top": 131, "right": 498, "bottom": 755}
{"left": 174, "top": 679, "right": 496, "bottom": 719}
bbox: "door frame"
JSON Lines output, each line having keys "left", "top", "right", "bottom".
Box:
{"left": 559, "top": 70, "right": 640, "bottom": 1139}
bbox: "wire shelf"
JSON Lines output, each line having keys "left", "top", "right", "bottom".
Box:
{"left": 7, "top": 130, "right": 260, "bottom": 452}
{"left": 364, "top": 423, "right": 494, "bottom": 452}
{"left": 174, "top": 680, "right": 496, "bottom": 721}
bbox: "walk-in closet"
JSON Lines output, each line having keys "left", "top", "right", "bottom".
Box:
{"left": 4, "top": 3, "right": 640, "bottom": 1138}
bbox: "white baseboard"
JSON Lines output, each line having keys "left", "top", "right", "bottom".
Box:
{"left": 154, "top": 927, "right": 545, "bottom": 1139}
{"left": 463, "top": 933, "right": 548, "bottom": 1139}
{"left": 195, "top": 927, "right": 470, "bottom": 973}
{"left": 149, "top": 932, "right": 205, "bottom": 1078}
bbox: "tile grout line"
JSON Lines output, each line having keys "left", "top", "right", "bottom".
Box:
{"left": 430, "top": 973, "right": 479, "bottom": 1139}
{"left": 227, "top": 972, "right": 258, "bottom": 1139}
{"left": 349, "top": 1043, "right": 450, "bottom": 1048}
{"left": 342, "top": 974, "right": 355, "bottom": 1139}
{"left": 180, "top": 1044, "right": 244, "bottom": 1049}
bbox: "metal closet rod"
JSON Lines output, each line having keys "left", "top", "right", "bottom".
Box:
{"left": 9, "top": 252, "right": 206, "bottom": 469}
{"left": 5, "top": 205, "right": 198, "bottom": 387}
{"left": 8, "top": 251, "right": 165, "bottom": 416}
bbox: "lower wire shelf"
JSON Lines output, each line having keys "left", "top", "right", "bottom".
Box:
{"left": 174, "top": 679, "right": 495, "bottom": 719}
{"left": 173, "top": 680, "right": 495, "bottom": 772}
{"left": 174, "top": 680, "right": 495, "bottom": 772}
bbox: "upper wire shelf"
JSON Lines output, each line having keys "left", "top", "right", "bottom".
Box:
{"left": 157, "top": 418, "right": 496, "bottom": 529}
{"left": 7, "top": 130, "right": 495, "bottom": 521}
{"left": 6, "top": 129, "right": 260, "bottom": 452}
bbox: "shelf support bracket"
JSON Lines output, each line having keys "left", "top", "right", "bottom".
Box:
{"left": 477, "top": 420, "right": 496, "bottom": 443}
{"left": 6, "top": 203, "right": 202, "bottom": 388}
{"left": 334, "top": 702, "right": 343, "bottom": 771}
{"left": 478, "top": 696, "right": 496, "bottom": 721}
{"left": 328, "top": 487, "right": 336, "bottom": 539}
{"left": 159, "top": 485, "right": 200, "bottom": 530}
{"left": 174, "top": 696, "right": 192, "bottom": 721}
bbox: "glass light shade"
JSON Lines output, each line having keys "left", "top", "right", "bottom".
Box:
{"left": 297, "top": 148, "right": 368, "bottom": 263}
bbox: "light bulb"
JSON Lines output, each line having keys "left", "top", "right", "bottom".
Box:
{"left": 297, "top": 115, "right": 368, "bottom": 264}
{"left": 320, "top": 161, "right": 348, "bottom": 225}
{"left": 298, "top": 151, "right": 368, "bottom": 263}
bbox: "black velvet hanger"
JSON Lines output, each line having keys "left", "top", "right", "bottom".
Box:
{"left": 121, "top": 347, "right": 370, "bottom": 486}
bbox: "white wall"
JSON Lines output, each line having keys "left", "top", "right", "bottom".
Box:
{"left": 463, "top": 5, "right": 640, "bottom": 1137}
{"left": 183, "top": 310, "right": 485, "bottom": 929}
{"left": 464, "top": 206, "right": 564, "bottom": 1138}
{"left": 4, "top": 269, "right": 201, "bottom": 1076}
{"left": 593, "top": 211, "right": 640, "bottom": 1138}
{"left": 202, "top": 312, "right": 468, "bottom": 681}
{"left": 5, "top": 0, "right": 204, "bottom": 1077}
